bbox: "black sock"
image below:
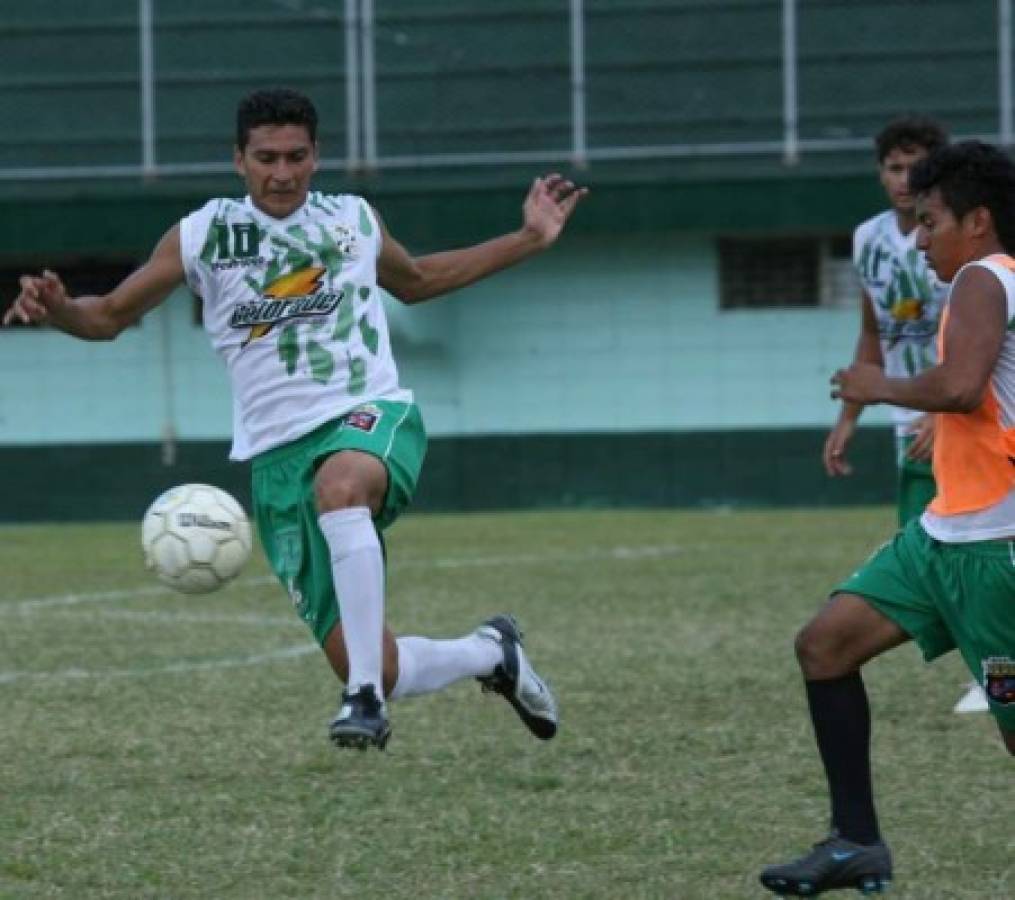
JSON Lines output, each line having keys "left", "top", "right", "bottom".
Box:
{"left": 805, "top": 673, "right": 881, "bottom": 845}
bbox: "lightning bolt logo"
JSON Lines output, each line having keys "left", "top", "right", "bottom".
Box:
{"left": 238, "top": 266, "right": 328, "bottom": 347}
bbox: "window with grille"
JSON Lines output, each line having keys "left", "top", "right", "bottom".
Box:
{"left": 719, "top": 236, "right": 858, "bottom": 310}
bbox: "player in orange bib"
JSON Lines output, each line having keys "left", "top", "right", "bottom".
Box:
{"left": 760, "top": 141, "right": 1015, "bottom": 896}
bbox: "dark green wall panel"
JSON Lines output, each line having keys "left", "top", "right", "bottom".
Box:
{"left": 0, "top": 428, "right": 895, "bottom": 523}
{"left": 0, "top": 172, "right": 883, "bottom": 264}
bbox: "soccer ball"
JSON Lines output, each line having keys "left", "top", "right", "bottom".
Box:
{"left": 141, "top": 484, "right": 252, "bottom": 594}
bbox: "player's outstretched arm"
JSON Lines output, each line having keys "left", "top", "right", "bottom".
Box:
{"left": 376, "top": 173, "right": 588, "bottom": 304}
{"left": 2, "top": 224, "right": 185, "bottom": 339}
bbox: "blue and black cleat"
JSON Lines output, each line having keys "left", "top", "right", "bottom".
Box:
{"left": 760, "top": 834, "right": 892, "bottom": 896}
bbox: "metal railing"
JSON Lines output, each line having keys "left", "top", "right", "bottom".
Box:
{"left": 0, "top": 0, "right": 1010, "bottom": 182}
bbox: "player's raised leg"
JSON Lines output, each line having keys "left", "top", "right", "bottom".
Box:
{"left": 322, "top": 614, "right": 559, "bottom": 741}
{"left": 313, "top": 423, "right": 555, "bottom": 746}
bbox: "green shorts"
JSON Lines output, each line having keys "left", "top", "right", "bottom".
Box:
{"left": 251, "top": 400, "right": 427, "bottom": 645}
{"left": 895, "top": 434, "right": 936, "bottom": 527}
{"left": 836, "top": 518, "right": 1015, "bottom": 731}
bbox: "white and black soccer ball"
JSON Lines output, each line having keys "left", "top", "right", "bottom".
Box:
{"left": 141, "top": 484, "right": 252, "bottom": 594}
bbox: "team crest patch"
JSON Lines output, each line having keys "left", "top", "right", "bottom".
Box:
{"left": 983, "top": 656, "right": 1015, "bottom": 705}
{"left": 335, "top": 224, "right": 358, "bottom": 257}
{"left": 344, "top": 404, "right": 381, "bottom": 433}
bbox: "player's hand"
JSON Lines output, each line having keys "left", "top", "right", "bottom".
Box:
{"left": 823, "top": 418, "right": 857, "bottom": 476}
{"left": 2, "top": 270, "right": 69, "bottom": 327}
{"left": 521, "top": 173, "right": 588, "bottom": 248}
{"left": 906, "top": 413, "right": 935, "bottom": 461}
{"left": 831, "top": 362, "right": 887, "bottom": 405}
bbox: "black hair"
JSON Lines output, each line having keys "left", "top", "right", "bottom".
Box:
{"left": 909, "top": 140, "right": 1015, "bottom": 253}
{"left": 236, "top": 88, "right": 318, "bottom": 150}
{"left": 875, "top": 116, "right": 948, "bottom": 162}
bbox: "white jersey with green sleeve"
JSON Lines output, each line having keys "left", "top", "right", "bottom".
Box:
{"left": 179, "top": 192, "right": 412, "bottom": 460}
{"left": 853, "top": 209, "right": 949, "bottom": 435}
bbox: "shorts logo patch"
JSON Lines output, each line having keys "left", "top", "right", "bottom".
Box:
{"left": 983, "top": 656, "right": 1015, "bottom": 705}
{"left": 344, "top": 404, "right": 381, "bottom": 433}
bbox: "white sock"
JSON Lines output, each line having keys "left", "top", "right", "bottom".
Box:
{"left": 318, "top": 506, "right": 385, "bottom": 699}
{"left": 390, "top": 633, "right": 502, "bottom": 700}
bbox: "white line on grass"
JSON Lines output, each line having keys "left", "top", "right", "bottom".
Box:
{"left": 0, "top": 643, "right": 318, "bottom": 685}
{"left": 0, "top": 543, "right": 685, "bottom": 686}
{"left": 41, "top": 608, "right": 299, "bottom": 627}
{"left": 5, "top": 576, "right": 277, "bottom": 613}
{"left": 396, "top": 544, "right": 685, "bottom": 570}
{"left": 2, "top": 544, "right": 683, "bottom": 614}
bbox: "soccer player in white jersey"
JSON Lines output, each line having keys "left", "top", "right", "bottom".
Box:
{"left": 824, "top": 117, "right": 948, "bottom": 526}
{"left": 760, "top": 141, "right": 1015, "bottom": 897}
{"left": 4, "top": 88, "right": 587, "bottom": 750}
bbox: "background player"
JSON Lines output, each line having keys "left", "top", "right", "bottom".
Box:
{"left": 823, "top": 116, "right": 948, "bottom": 524}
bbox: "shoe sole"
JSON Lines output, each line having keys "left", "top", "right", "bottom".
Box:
{"left": 329, "top": 723, "right": 391, "bottom": 751}
{"left": 480, "top": 615, "right": 557, "bottom": 741}
{"left": 505, "top": 690, "right": 557, "bottom": 740}
{"left": 760, "top": 874, "right": 892, "bottom": 896}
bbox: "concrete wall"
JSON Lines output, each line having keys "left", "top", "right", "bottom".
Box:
{"left": 0, "top": 231, "right": 884, "bottom": 445}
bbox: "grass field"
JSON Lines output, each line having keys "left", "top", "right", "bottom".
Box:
{"left": 0, "top": 508, "right": 1010, "bottom": 899}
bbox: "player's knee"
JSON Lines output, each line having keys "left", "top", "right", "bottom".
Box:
{"left": 794, "top": 621, "right": 841, "bottom": 679}
{"left": 793, "top": 625, "right": 818, "bottom": 673}
{"left": 314, "top": 472, "right": 370, "bottom": 512}
{"left": 314, "top": 454, "right": 386, "bottom": 514}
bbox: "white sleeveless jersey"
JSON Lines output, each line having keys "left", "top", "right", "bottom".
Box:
{"left": 179, "top": 193, "right": 411, "bottom": 460}
{"left": 853, "top": 210, "right": 949, "bottom": 434}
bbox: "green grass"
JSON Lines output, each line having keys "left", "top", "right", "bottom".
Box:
{"left": 0, "top": 508, "right": 1010, "bottom": 899}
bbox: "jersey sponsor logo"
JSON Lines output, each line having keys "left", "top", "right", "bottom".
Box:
{"left": 231, "top": 266, "right": 344, "bottom": 346}
{"left": 983, "top": 656, "right": 1015, "bottom": 705}
{"left": 343, "top": 404, "right": 382, "bottom": 433}
{"left": 212, "top": 256, "right": 267, "bottom": 272}
{"left": 890, "top": 298, "right": 924, "bottom": 322}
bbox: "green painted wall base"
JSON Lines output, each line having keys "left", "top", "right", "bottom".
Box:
{"left": 0, "top": 429, "right": 896, "bottom": 523}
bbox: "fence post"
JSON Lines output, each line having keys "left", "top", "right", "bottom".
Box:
{"left": 361, "top": 0, "right": 377, "bottom": 170}
{"left": 571, "top": 0, "right": 588, "bottom": 169}
{"left": 1001, "top": 0, "right": 1012, "bottom": 146}
{"left": 345, "top": 0, "right": 362, "bottom": 172}
{"left": 139, "top": 0, "right": 156, "bottom": 178}
{"left": 782, "top": 0, "right": 799, "bottom": 165}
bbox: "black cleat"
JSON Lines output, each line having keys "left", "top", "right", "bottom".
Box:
{"left": 328, "top": 684, "right": 391, "bottom": 750}
{"left": 476, "top": 614, "right": 559, "bottom": 740}
{"left": 760, "top": 834, "right": 892, "bottom": 896}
